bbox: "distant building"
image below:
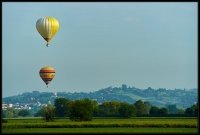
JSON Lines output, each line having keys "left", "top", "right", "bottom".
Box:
{"left": 122, "top": 84, "right": 127, "bottom": 90}
{"left": 2, "top": 104, "right": 8, "bottom": 110}
{"left": 54, "top": 92, "right": 57, "bottom": 97}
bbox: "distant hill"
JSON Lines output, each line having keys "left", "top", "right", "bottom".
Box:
{"left": 3, "top": 85, "right": 197, "bottom": 109}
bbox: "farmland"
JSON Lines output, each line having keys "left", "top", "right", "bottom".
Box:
{"left": 2, "top": 117, "right": 198, "bottom": 134}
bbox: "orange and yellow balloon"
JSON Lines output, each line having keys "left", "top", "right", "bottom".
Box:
{"left": 39, "top": 66, "right": 56, "bottom": 87}
{"left": 36, "top": 17, "right": 59, "bottom": 47}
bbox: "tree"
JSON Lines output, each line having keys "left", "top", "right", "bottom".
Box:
{"left": 91, "top": 100, "right": 98, "bottom": 116}
{"left": 2, "top": 110, "right": 6, "bottom": 118}
{"left": 191, "top": 104, "right": 198, "bottom": 117}
{"left": 158, "top": 107, "right": 168, "bottom": 116}
{"left": 42, "top": 104, "right": 56, "bottom": 121}
{"left": 177, "top": 109, "right": 185, "bottom": 115}
{"left": 96, "top": 101, "right": 121, "bottom": 117}
{"left": 134, "top": 100, "right": 149, "bottom": 116}
{"left": 118, "top": 102, "right": 136, "bottom": 118}
{"left": 54, "top": 98, "right": 70, "bottom": 117}
{"left": 184, "top": 108, "right": 194, "bottom": 116}
{"left": 34, "top": 108, "right": 44, "bottom": 117}
{"left": 184, "top": 103, "right": 198, "bottom": 117}
{"left": 144, "top": 101, "right": 151, "bottom": 115}
{"left": 150, "top": 106, "right": 159, "bottom": 116}
{"left": 18, "top": 109, "right": 30, "bottom": 117}
{"left": 150, "top": 106, "right": 168, "bottom": 117}
{"left": 69, "top": 98, "right": 94, "bottom": 121}
{"left": 5, "top": 107, "right": 15, "bottom": 118}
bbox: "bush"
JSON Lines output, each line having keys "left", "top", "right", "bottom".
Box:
{"left": 69, "top": 98, "right": 94, "bottom": 121}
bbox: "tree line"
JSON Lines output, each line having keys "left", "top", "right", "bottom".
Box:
{"left": 37, "top": 98, "right": 198, "bottom": 121}
{"left": 2, "top": 98, "right": 198, "bottom": 121}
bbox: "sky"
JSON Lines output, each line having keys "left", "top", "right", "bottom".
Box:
{"left": 2, "top": 2, "right": 197, "bottom": 97}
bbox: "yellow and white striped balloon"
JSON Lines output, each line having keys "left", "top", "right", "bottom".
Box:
{"left": 36, "top": 17, "right": 59, "bottom": 47}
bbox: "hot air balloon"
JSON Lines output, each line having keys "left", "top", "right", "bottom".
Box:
{"left": 36, "top": 17, "right": 59, "bottom": 47}
{"left": 39, "top": 66, "right": 56, "bottom": 87}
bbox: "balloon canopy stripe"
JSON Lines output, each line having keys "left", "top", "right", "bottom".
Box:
{"left": 40, "top": 69, "right": 55, "bottom": 70}
{"left": 40, "top": 71, "right": 55, "bottom": 73}
{"left": 40, "top": 72, "right": 55, "bottom": 74}
{"left": 40, "top": 69, "right": 55, "bottom": 71}
{"left": 42, "top": 78, "right": 53, "bottom": 81}
{"left": 41, "top": 76, "right": 54, "bottom": 78}
{"left": 40, "top": 74, "right": 55, "bottom": 78}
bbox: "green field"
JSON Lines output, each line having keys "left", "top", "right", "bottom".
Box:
{"left": 2, "top": 117, "right": 198, "bottom": 134}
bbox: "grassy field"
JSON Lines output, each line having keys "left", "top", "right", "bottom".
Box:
{"left": 2, "top": 117, "right": 198, "bottom": 134}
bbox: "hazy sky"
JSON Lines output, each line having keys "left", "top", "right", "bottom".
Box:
{"left": 3, "top": 2, "right": 197, "bottom": 97}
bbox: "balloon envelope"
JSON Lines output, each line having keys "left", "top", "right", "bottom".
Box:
{"left": 36, "top": 17, "right": 59, "bottom": 46}
{"left": 39, "top": 66, "right": 56, "bottom": 87}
